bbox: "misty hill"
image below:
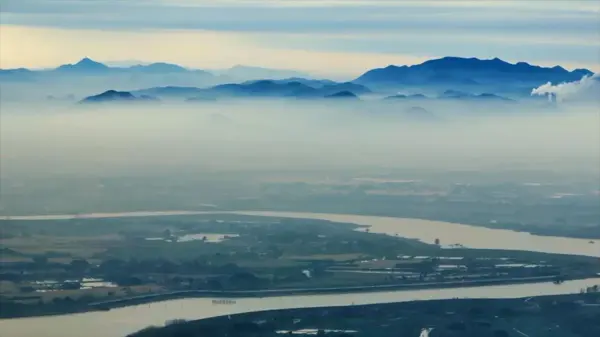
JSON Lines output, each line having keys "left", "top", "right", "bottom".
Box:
{"left": 80, "top": 90, "right": 159, "bottom": 103}
{"left": 0, "top": 58, "right": 217, "bottom": 100}
{"left": 215, "top": 65, "right": 313, "bottom": 82}
{"left": 54, "top": 58, "right": 195, "bottom": 75}
{"left": 2, "top": 56, "right": 593, "bottom": 102}
{"left": 243, "top": 77, "right": 337, "bottom": 88}
{"left": 0, "top": 68, "right": 36, "bottom": 82}
{"left": 51, "top": 58, "right": 204, "bottom": 76}
{"left": 383, "top": 91, "right": 512, "bottom": 102}
{"left": 207, "top": 80, "right": 317, "bottom": 98}
{"left": 440, "top": 90, "right": 514, "bottom": 102}
{"left": 148, "top": 80, "right": 371, "bottom": 100}
{"left": 321, "top": 82, "right": 371, "bottom": 96}
{"left": 133, "top": 86, "right": 204, "bottom": 98}
{"left": 88, "top": 81, "right": 370, "bottom": 102}
{"left": 56, "top": 58, "right": 111, "bottom": 73}
{"left": 133, "top": 79, "right": 351, "bottom": 100}
{"left": 403, "top": 106, "right": 435, "bottom": 120}
{"left": 355, "top": 57, "right": 593, "bottom": 95}
{"left": 324, "top": 90, "right": 360, "bottom": 100}
{"left": 384, "top": 94, "right": 428, "bottom": 100}
{"left": 128, "top": 62, "right": 188, "bottom": 74}
{"left": 0, "top": 59, "right": 319, "bottom": 86}
{"left": 0, "top": 59, "right": 323, "bottom": 100}
{"left": 242, "top": 79, "right": 369, "bottom": 96}
{"left": 405, "top": 106, "right": 429, "bottom": 114}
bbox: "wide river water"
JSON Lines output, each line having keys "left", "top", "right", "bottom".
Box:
{"left": 3, "top": 210, "right": 599, "bottom": 257}
{"left": 1, "top": 210, "right": 599, "bottom": 337}
{"left": 2, "top": 278, "right": 600, "bottom": 337}
{"left": 237, "top": 211, "right": 600, "bottom": 257}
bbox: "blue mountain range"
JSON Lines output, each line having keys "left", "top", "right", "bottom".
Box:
{"left": 0, "top": 58, "right": 311, "bottom": 82}
{"left": 354, "top": 56, "right": 592, "bottom": 95}
{"left": 1, "top": 56, "right": 594, "bottom": 102}
{"left": 0, "top": 58, "right": 212, "bottom": 83}
{"left": 132, "top": 80, "right": 370, "bottom": 101}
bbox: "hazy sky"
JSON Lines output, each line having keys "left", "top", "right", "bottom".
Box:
{"left": 1, "top": 0, "right": 599, "bottom": 77}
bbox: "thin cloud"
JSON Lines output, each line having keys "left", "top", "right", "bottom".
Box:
{"left": 2, "top": 0, "right": 597, "bottom": 29}
{"left": 1, "top": 0, "right": 598, "bottom": 73}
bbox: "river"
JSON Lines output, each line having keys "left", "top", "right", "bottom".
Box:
{"left": 235, "top": 211, "right": 600, "bottom": 257}
{"left": 1, "top": 278, "right": 599, "bottom": 337}
{"left": 1, "top": 210, "right": 599, "bottom": 337}
{"left": 2, "top": 210, "right": 598, "bottom": 257}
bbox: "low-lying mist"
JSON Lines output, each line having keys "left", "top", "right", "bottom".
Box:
{"left": 1, "top": 100, "right": 599, "bottom": 179}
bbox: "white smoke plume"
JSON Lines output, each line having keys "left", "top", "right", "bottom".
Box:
{"left": 532, "top": 73, "right": 600, "bottom": 102}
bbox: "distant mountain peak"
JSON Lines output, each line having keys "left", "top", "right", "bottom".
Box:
{"left": 77, "top": 57, "right": 97, "bottom": 64}
{"left": 324, "top": 90, "right": 359, "bottom": 99}
{"left": 57, "top": 58, "right": 109, "bottom": 72}
{"left": 130, "top": 62, "right": 188, "bottom": 73}
{"left": 354, "top": 56, "right": 591, "bottom": 93}
{"left": 80, "top": 90, "right": 159, "bottom": 103}
{"left": 80, "top": 90, "right": 134, "bottom": 103}
{"left": 421, "top": 56, "right": 511, "bottom": 68}
{"left": 75, "top": 57, "right": 106, "bottom": 67}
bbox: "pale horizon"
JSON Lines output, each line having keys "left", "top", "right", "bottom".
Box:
{"left": 2, "top": 0, "right": 599, "bottom": 78}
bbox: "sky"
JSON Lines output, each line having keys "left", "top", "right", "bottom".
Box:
{"left": 1, "top": 0, "right": 599, "bottom": 78}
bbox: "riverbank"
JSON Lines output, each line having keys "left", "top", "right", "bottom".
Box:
{"left": 129, "top": 292, "right": 600, "bottom": 337}
{"left": 4, "top": 211, "right": 599, "bottom": 323}
{"left": 2, "top": 210, "right": 599, "bottom": 257}
{"left": 3, "top": 277, "right": 599, "bottom": 337}
{"left": 2, "top": 209, "right": 600, "bottom": 241}
{"left": 0, "top": 275, "right": 577, "bottom": 319}
{"left": 233, "top": 211, "right": 600, "bottom": 257}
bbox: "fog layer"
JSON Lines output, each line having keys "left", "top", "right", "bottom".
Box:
{"left": 1, "top": 101, "right": 599, "bottom": 179}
